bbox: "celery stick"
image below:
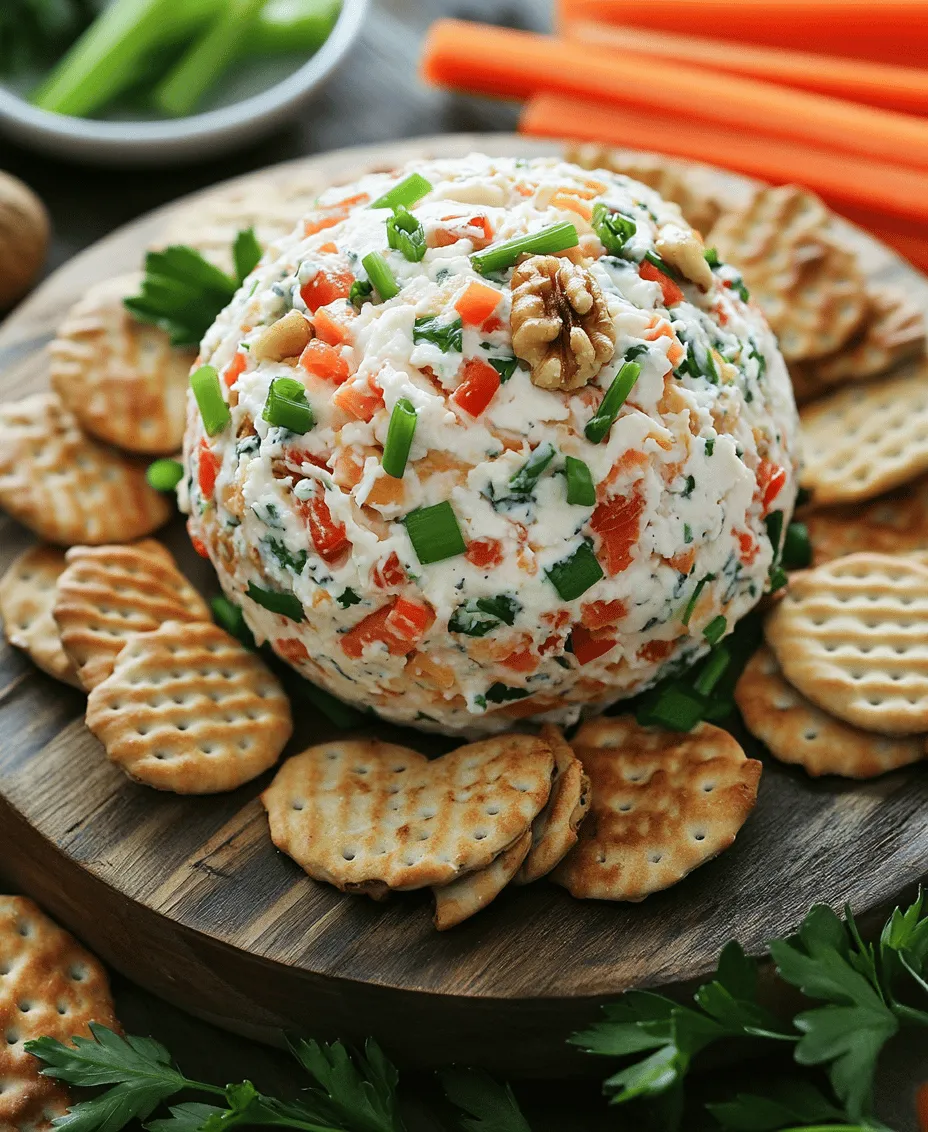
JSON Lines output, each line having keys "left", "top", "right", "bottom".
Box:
{"left": 249, "top": 0, "right": 341, "bottom": 55}
{"left": 153, "top": 0, "right": 270, "bottom": 117}
{"left": 31, "top": 0, "right": 222, "bottom": 118}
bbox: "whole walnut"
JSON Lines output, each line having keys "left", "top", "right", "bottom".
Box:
{"left": 0, "top": 172, "right": 49, "bottom": 310}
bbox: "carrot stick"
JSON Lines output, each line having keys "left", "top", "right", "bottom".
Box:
{"left": 421, "top": 20, "right": 928, "bottom": 174}
{"left": 834, "top": 209, "right": 928, "bottom": 274}
{"left": 518, "top": 92, "right": 928, "bottom": 228}
{"left": 556, "top": 0, "right": 928, "bottom": 66}
{"left": 566, "top": 21, "right": 928, "bottom": 117}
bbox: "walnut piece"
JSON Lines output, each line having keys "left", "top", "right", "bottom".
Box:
{"left": 510, "top": 255, "right": 616, "bottom": 391}
{"left": 253, "top": 309, "right": 312, "bottom": 362}
{"left": 655, "top": 222, "right": 714, "bottom": 291}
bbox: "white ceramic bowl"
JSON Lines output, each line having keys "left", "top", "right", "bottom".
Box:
{"left": 0, "top": 0, "right": 368, "bottom": 166}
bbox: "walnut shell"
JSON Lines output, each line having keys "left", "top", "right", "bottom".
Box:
{"left": 0, "top": 172, "right": 49, "bottom": 310}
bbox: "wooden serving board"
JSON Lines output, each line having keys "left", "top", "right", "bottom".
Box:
{"left": 1, "top": 135, "right": 926, "bottom": 1077}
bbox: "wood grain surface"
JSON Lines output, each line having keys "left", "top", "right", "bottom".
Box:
{"left": 1, "top": 135, "right": 927, "bottom": 1077}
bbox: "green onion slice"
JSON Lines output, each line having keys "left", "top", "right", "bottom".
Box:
{"left": 682, "top": 573, "right": 715, "bottom": 626}
{"left": 370, "top": 173, "right": 433, "bottom": 211}
{"left": 471, "top": 221, "right": 579, "bottom": 276}
{"left": 637, "top": 683, "right": 706, "bottom": 732}
{"left": 769, "top": 565, "right": 789, "bottom": 593}
{"left": 510, "top": 442, "right": 556, "bottom": 495}
{"left": 361, "top": 251, "right": 399, "bottom": 301}
{"left": 146, "top": 458, "right": 184, "bottom": 492}
{"left": 413, "top": 315, "right": 463, "bottom": 353}
{"left": 765, "top": 511, "right": 785, "bottom": 556}
{"left": 702, "top": 615, "right": 727, "bottom": 646}
{"left": 262, "top": 377, "right": 314, "bottom": 434}
{"left": 584, "top": 362, "right": 641, "bottom": 444}
{"left": 386, "top": 206, "right": 426, "bottom": 262}
{"left": 246, "top": 581, "right": 305, "bottom": 622}
{"left": 546, "top": 542, "right": 604, "bottom": 602}
{"left": 404, "top": 502, "right": 466, "bottom": 565}
{"left": 211, "top": 595, "right": 255, "bottom": 649}
{"left": 782, "top": 521, "right": 812, "bottom": 570}
{"left": 703, "top": 247, "right": 721, "bottom": 269}
{"left": 190, "top": 364, "right": 230, "bottom": 436}
{"left": 694, "top": 644, "right": 731, "bottom": 698}
{"left": 382, "top": 398, "right": 418, "bottom": 478}
{"left": 449, "top": 594, "right": 519, "bottom": 637}
{"left": 565, "top": 456, "right": 596, "bottom": 507}
{"left": 349, "top": 278, "right": 373, "bottom": 308}
{"left": 591, "top": 202, "right": 636, "bottom": 256}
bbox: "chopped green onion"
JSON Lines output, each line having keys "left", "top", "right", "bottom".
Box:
{"left": 546, "top": 542, "right": 604, "bottom": 602}
{"left": 413, "top": 315, "right": 462, "bottom": 353}
{"left": 370, "top": 173, "right": 433, "bottom": 211}
{"left": 488, "top": 356, "right": 518, "bottom": 382}
{"left": 637, "top": 683, "right": 706, "bottom": 732}
{"left": 694, "top": 645, "right": 731, "bottom": 698}
{"left": 361, "top": 252, "right": 399, "bottom": 301}
{"left": 382, "top": 398, "right": 418, "bottom": 478}
{"left": 246, "top": 582, "right": 304, "bottom": 622}
{"left": 233, "top": 227, "right": 262, "bottom": 284}
{"left": 703, "top": 615, "right": 728, "bottom": 646}
{"left": 471, "top": 221, "right": 579, "bottom": 276}
{"left": 485, "top": 682, "right": 530, "bottom": 704}
{"left": 190, "top": 364, "right": 230, "bottom": 436}
{"left": 643, "top": 250, "right": 684, "bottom": 284}
{"left": 765, "top": 511, "right": 785, "bottom": 556}
{"left": 349, "top": 278, "right": 373, "bottom": 308}
{"left": 704, "top": 247, "right": 721, "bottom": 268}
{"left": 510, "top": 442, "right": 556, "bottom": 495}
{"left": 449, "top": 594, "right": 519, "bottom": 637}
{"left": 624, "top": 343, "right": 649, "bottom": 362}
{"left": 782, "top": 521, "right": 812, "bottom": 570}
{"left": 584, "top": 362, "right": 641, "bottom": 444}
{"left": 262, "top": 377, "right": 314, "bottom": 434}
{"left": 146, "top": 458, "right": 184, "bottom": 492}
{"left": 386, "top": 206, "right": 426, "bottom": 262}
{"left": 769, "top": 565, "right": 789, "bottom": 593}
{"left": 682, "top": 573, "right": 715, "bottom": 626}
{"left": 591, "top": 202, "right": 636, "bottom": 256}
{"left": 211, "top": 595, "right": 255, "bottom": 649}
{"left": 730, "top": 273, "right": 751, "bottom": 302}
{"left": 565, "top": 456, "right": 596, "bottom": 506}
{"left": 404, "top": 502, "right": 466, "bottom": 565}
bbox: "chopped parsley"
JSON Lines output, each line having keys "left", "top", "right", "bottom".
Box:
{"left": 413, "top": 315, "right": 463, "bottom": 353}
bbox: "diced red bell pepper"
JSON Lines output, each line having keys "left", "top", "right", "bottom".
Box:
{"left": 757, "top": 459, "right": 787, "bottom": 514}
{"left": 276, "top": 637, "right": 310, "bottom": 664}
{"left": 466, "top": 538, "right": 504, "bottom": 569}
{"left": 340, "top": 598, "right": 433, "bottom": 659}
{"left": 222, "top": 352, "right": 247, "bottom": 388}
{"left": 300, "top": 268, "right": 354, "bottom": 313}
{"left": 300, "top": 339, "right": 350, "bottom": 384}
{"left": 313, "top": 307, "right": 352, "bottom": 346}
{"left": 197, "top": 439, "right": 220, "bottom": 499}
{"left": 333, "top": 377, "right": 384, "bottom": 422}
{"left": 452, "top": 357, "right": 501, "bottom": 417}
{"left": 301, "top": 492, "right": 349, "bottom": 563}
{"left": 570, "top": 624, "right": 617, "bottom": 666}
{"left": 385, "top": 597, "right": 435, "bottom": 642}
{"left": 581, "top": 599, "right": 627, "bottom": 631}
{"left": 639, "top": 259, "right": 684, "bottom": 307}
{"left": 372, "top": 552, "right": 406, "bottom": 589}
{"left": 590, "top": 490, "right": 644, "bottom": 575}
{"left": 500, "top": 647, "right": 539, "bottom": 673}
{"left": 190, "top": 533, "right": 210, "bottom": 559}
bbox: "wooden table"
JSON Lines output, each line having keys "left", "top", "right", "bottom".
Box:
{"left": 0, "top": 0, "right": 925, "bottom": 1127}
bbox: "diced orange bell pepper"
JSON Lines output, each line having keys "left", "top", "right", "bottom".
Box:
{"left": 738, "top": 530, "right": 760, "bottom": 565}
{"left": 313, "top": 307, "right": 352, "bottom": 346}
{"left": 197, "top": 439, "right": 220, "bottom": 498}
{"left": 333, "top": 378, "right": 384, "bottom": 422}
{"left": 466, "top": 538, "right": 504, "bottom": 569}
{"left": 452, "top": 357, "right": 501, "bottom": 417}
{"left": 639, "top": 638, "right": 676, "bottom": 663}
{"left": 340, "top": 598, "right": 434, "bottom": 659}
{"left": 639, "top": 259, "right": 684, "bottom": 306}
{"left": 303, "top": 214, "right": 341, "bottom": 237}
{"left": 590, "top": 490, "right": 644, "bottom": 575}
{"left": 276, "top": 637, "right": 310, "bottom": 664}
{"left": 300, "top": 268, "right": 354, "bottom": 312}
{"left": 571, "top": 624, "right": 617, "bottom": 666}
{"left": 300, "top": 339, "right": 351, "bottom": 384}
{"left": 222, "top": 352, "right": 247, "bottom": 388}
{"left": 454, "top": 280, "right": 501, "bottom": 326}
{"left": 500, "top": 647, "right": 539, "bottom": 673}
{"left": 581, "top": 599, "right": 627, "bottom": 631}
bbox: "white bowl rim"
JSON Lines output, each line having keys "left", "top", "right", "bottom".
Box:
{"left": 0, "top": 0, "right": 368, "bottom": 145}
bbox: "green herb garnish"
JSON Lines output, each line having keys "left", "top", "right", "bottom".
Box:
{"left": 591, "top": 202, "right": 636, "bottom": 256}
{"left": 337, "top": 587, "right": 361, "bottom": 609}
{"left": 370, "top": 172, "right": 433, "bottom": 211}
{"left": 349, "top": 278, "right": 374, "bottom": 308}
{"left": 361, "top": 251, "right": 399, "bottom": 301}
{"left": 449, "top": 595, "right": 519, "bottom": 637}
{"left": 403, "top": 502, "right": 466, "bottom": 565}
{"left": 262, "top": 376, "right": 314, "bottom": 434}
{"left": 681, "top": 573, "right": 715, "bottom": 626}
{"left": 485, "top": 682, "right": 530, "bottom": 704}
{"left": 190, "top": 365, "right": 229, "bottom": 436}
{"left": 413, "top": 315, "right": 463, "bottom": 353}
{"left": 565, "top": 456, "right": 596, "bottom": 507}
{"left": 509, "top": 442, "right": 556, "bottom": 495}
{"left": 585, "top": 361, "right": 641, "bottom": 444}
{"left": 488, "top": 356, "right": 518, "bottom": 382}
{"left": 471, "top": 221, "right": 578, "bottom": 276}
{"left": 386, "top": 206, "right": 426, "bottom": 262}
{"left": 702, "top": 614, "right": 727, "bottom": 646}
{"left": 546, "top": 542, "right": 604, "bottom": 602}
{"left": 246, "top": 582, "right": 304, "bottom": 622}
{"left": 211, "top": 595, "right": 255, "bottom": 649}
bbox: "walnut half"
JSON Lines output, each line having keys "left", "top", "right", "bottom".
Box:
{"left": 510, "top": 255, "right": 616, "bottom": 391}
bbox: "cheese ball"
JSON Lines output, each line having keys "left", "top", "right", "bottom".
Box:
{"left": 182, "top": 154, "right": 799, "bottom": 735}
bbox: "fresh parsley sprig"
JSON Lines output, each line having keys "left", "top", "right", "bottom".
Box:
{"left": 124, "top": 228, "right": 262, "bottom": 348}
{"left": 440, "top": 1068, "right": 531, "bottom": 1132}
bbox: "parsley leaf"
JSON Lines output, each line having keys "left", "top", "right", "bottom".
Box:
{"left": 146, "top": 1102, "right": 228, "bottom": 1131}
{"left": 233, "top": 228, "right": 262, "bottom": 283}
{"left": 706, "top": 1078, "right": 854, "bottom": 1131}
{"left": 413, "top": 315, "right": 463, "bottom": 353}
{"left": 288, "top": 1037, "right": 407, "bottom": 1132}
{"left": 441, "top": 1068, "right": 532, "bottom": 1132}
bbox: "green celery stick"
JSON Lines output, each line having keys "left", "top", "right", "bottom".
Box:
{"left": 249, "top": 0, "right": 341, "bottom": 54}
{"left": 153, "top": 0, "right": 270, "bottom": 117}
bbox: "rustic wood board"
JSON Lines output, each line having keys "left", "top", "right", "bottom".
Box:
{"left": 1, "top": 135, "right": 926, "bottom": 1076}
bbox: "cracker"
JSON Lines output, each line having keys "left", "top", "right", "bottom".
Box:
{"left": 806, "top": 478, "right": 928, "bottom": 565}
{"left": 432, "top": 830, "right": 532, "bottom": 931}
{"left": 710, "top": 185, "right": 867, "bottom": 361}
{"left": 566, "top": 144, "right": 722, "bottom": 235}
{"left": 0, "top": 394, "right": 171, "bottom": 546}
{"left": 514, "top": 725, "right": 591, "bottom": 885}
{"left": 49, "top": 273, "right": 194, "bottom": 456}
{"left": 799, "top": 366, "right": 928, "bottom": 505}
{"left": 85, "top": 620, "right": 291, "bottom": 793}
{"left": 0, "top": 547, "right": 79, "bottom": 687}
{"left": 54, "top": 541, "right": 209, "bottom": 691}
{"left": 551, "top": 715, "right": 760, "bottom": 901}
{"left": 735, "top": 645, "right": 925, "bottom": 778}
{"left": 764, "top": 552, "right": 928, "bottom": 734}
{"left": 0, "top": 896, "right": 119, "bottom": 1132}
{"left": 262, "top": 735, "right": 555, "bottom": 894}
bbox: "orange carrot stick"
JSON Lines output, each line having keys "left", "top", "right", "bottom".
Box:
{"left": 556, "top": 0, "right": 928, "bottom": 66}
{"left": 421, "top": 20, "right": 928, "bottom": 173}
{"left": 517, "top": 92, "right": 928, "bottom": 228}
{"left": 566, "top": 21, "right": 928, "bottom": 117}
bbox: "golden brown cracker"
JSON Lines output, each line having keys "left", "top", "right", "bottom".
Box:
{"left": 0, "top": 547, "right": 79, "bottom": 686}
{"left": 432, "top": 829, "right": 532, "bottom": 931}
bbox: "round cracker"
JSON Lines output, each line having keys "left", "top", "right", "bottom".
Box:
{"left": 764, "top": 553, "right": 928, "bottom": 735}
{"left": 806, "top": 480, "right": 928, "bottom": 566}
{"left": 736, "top": 645, "right": 925, "bottom": 778}
{"left": 433, "top": 829, "right": 533, "bottom": 931}
{"left": 551, "top": 715, "right": 761, "bottom": 902}
{"left": 54, "top": 541, "right": 209, "bottom": 691}
{"left": 0, "top": 546, "right": 79, "bottom": 686}
{"left": 49, "top": 273, "right": 194, "bottom": 456}
{"left": 85, "top": 620, "right": 292, "bottom": 793}
{"left": 0, "top": 393, "right": 171, "bottom": 546}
